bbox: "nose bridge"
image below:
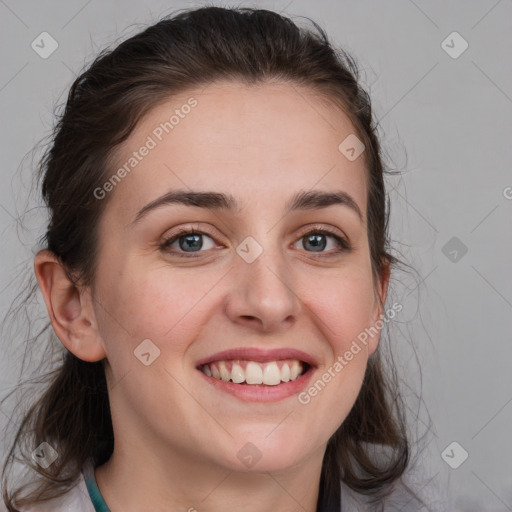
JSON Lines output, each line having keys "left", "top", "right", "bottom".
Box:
{"left": 228, "top": 227, "right": 300, "bottom": 330}
{"left": 247, "top": 241, "right": 288, "bottom": 295}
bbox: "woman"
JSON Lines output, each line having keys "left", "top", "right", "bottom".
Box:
{"left": 2, "top": 6, "right": 434, "bottom": 511}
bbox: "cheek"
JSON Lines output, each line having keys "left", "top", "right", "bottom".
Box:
{"left": 95, "top": 263, "right": 222, "bottom": 360}
{"left": 295, "top": 273, "right": 375, "bottom": 437}
{"left": 305, "top": 268, "right": 376, "bottom": 354}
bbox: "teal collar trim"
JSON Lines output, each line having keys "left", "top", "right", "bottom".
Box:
{"left": 82, "top": 459, "right": 111, "bottom": 512}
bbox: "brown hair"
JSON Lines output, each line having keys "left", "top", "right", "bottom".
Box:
{"left": 1, "top": 6, "right": 428, "bottom": 510}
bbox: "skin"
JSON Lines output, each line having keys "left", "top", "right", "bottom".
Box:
{"left": 34, "top": 80, "right": 389, "bottom": 512}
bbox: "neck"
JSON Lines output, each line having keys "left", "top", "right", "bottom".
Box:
{"left": 95, "top": 439, "right": 326, "bottom": 512}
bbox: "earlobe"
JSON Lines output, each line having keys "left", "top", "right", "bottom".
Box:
{"left": 34, "top": 250, "right": 107, "bottom": 362}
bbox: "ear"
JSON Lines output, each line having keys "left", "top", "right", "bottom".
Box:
{"left": 34, "top": 249, "right": 106, "bottom": 362}
{"left": 367, "top": 259, "right": 391, "bottom": 356}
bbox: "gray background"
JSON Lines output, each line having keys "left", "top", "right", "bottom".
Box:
{"left": 1, "top": 0, "right": 511, "bottom": 510}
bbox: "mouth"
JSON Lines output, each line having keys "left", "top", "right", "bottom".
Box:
{"left": 199, "top": 359, "right": 311, "bottom": 385}
{"left": 195, "top": 348, "right": 317, "bottom": 402}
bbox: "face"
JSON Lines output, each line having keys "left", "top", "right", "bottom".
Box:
{"left": 87, "top": 81, "right": 387, "bottom": 474}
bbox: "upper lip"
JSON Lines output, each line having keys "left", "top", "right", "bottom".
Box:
{"left": 196, "top": 347, "right": 318, "bottom": 368}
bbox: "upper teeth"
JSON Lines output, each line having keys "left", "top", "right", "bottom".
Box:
{"left": 201, "top": 359, "right": 305, "bottom": 385}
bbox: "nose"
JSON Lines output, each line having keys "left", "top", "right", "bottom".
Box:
{"left": 223, "top": 242, "right": 301, "bottom": 333}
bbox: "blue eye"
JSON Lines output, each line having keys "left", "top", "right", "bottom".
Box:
{"left": 297, "top": 229, "right": 351, "bottom": 253}
{"left": 160, "top": 227, "right": 351, "bottom": 258}
{"left": 160, "top": 228, "right": 216, "bottom": 255}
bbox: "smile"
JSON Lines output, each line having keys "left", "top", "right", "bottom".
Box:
{"left": 200, "top": 359, "right": 308, "bottom": 385}
{"left": 196, "top": 347, "right": 317, "bottom": 402}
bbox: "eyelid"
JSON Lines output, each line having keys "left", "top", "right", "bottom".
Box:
{"left": 296, "top": 223, "right": 348, "bottom": 241}
{"left": 160, "top": 223, "right": 219, "bottom": 242}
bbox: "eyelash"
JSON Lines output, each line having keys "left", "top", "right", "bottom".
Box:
{"left": 159, "top": 225, "right": 352, "bottom": 259}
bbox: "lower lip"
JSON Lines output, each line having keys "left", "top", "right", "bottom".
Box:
{"left": 197, "top": 366, "right": 315, "bottom": 402}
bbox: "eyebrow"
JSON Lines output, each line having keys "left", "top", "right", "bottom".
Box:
{"left": 132, "top": 188, "right": 364, "bottom": 225}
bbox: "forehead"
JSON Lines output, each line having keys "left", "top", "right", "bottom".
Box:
{"left": 106, "top": 80, "right": 368, "bottom": 223}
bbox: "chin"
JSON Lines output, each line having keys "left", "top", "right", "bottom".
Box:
{"left": 211, "top": 432, "right": 316, "bottom": 474}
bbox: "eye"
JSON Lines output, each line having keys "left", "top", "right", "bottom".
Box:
{"left": 159, "top": 228, "right": 217, "bottom": 257}
{"left": 293, "top": 227, "right": 352, "bottom": 255}
{"left": 159, "top": 225, "right": 352, "bottom": 258}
